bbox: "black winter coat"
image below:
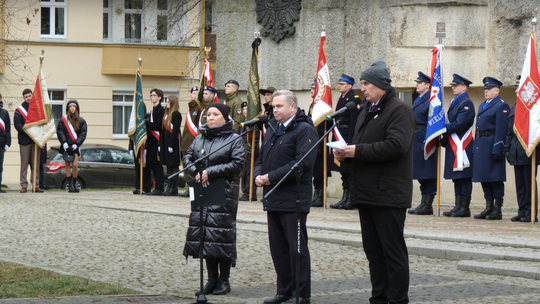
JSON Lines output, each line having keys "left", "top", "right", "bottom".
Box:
{"left": 160, "top": 111, "right": 182, "bottom": 166}
{"left": 0, "top": 108, "right": 11, "bottom": 148}
{"left": 14, "top": 102, "right": 33, "bottom": 145}
{"left": 349, "top": 88, "right": 415, "bottom": 209}
{"left": 183, "top": 119, "right": 245, "bottom": 260}
{"left": 57, "top": 116, "right": 88, "bottom": 155}
{"left": 254, "top": 109, "right": 318, "bottom": 213}
{"left": 505, "top": 105, "right": 540, "bottom": 166}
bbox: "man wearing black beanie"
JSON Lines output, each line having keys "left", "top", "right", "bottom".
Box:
{"left": 334, "top": 61, "right": 413, "bottom": 304}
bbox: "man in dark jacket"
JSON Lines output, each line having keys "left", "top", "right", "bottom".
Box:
{"left": 0, "top": 94, "right": 11, "bottom": 193}
{"left": 334, "top": 61, "right": 414, "bottom": 304}
{"left": 146, "top": 88, "right": 165, "bottom": 195}
{"left": 329, "top": 74, "right": 362, "bottom": 210}
{"left": 254, "top": 90, "right": 318, "bottom": 304}
{"left": 409, "top": 72, "right": 438, "bottom": 215}
{"left": 14, "top": 88, "right": 44, "bottom": 193}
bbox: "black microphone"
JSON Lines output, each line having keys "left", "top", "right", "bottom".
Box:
{"left": 326, "top": 102, "right": 357, "bottom": 120}
{"left": 241, "top": 115, "right": 268, "bottom": 128}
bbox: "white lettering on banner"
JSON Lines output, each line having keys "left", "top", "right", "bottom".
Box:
{"left": 428, "top": 111, "right": 445, "bottom": 126}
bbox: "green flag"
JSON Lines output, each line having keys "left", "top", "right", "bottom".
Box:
{"left": 247, "top": 38, "right": 262, "bottom": 120}
{"left": 127, "top": 68, "right": 147, "bottom": 158}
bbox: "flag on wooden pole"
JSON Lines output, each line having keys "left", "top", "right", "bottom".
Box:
{"left": 311, "top": 29, "right": 333, "bottom": 127}
{"left": 197, "top": 58, "right": 220, "bottom": 106}
{"left": 424, "top": 45, "right": 447, "bottom": 159}
{"left": 23, "top": 69, "right": 56, "bottom": 148}
{"left": 127, "top": 68, "right": 147, "bottom": 158}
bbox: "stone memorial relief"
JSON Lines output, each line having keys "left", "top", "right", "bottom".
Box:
{"left": 255, "top": 0, "right": 302, "bottom": 42}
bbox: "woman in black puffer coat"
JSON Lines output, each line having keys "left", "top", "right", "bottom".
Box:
{"left": 183, "top": 103, "right": 244, "bottom": 296}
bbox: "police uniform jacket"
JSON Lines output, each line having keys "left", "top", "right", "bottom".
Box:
{"left": 329, "top": 90, "right": 362, "bottom": 173}
{"left": 181, "top": 100, "right": 201, "bottom": 154}
{"left": 472, "top": 96, "right": 509, "bottom": 182}
{"left": 413, "top": 91, "right": 438, "bottom": 180}
{"left": 160, "top": 111, "right": 182, "bottom": 166}
{"left": 254, "top": 109, "right": 318, "bottom": 213}
{"left": 348, "top": 87, "right": 415, "bottom": 209}
{"left": 505, "top": 105, "right": 540, "bottom": 166}
{"left": 146, "top": 104, "right": 165, "bottom": 165}
{"left": 0, "top": 107, "right": 11, "bottom": 148}
{"left": 443, "top": 92, "right": 475, "bottom": 180}
{"left": 225, "top": 92, "right": 244, "bottom": 134}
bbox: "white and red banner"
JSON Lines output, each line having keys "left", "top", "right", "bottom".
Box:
{"left": 515, "top": 34, "right": 540, "bottom": 156}
{"left": 311, "top": 30, "right": 333, "bottom": 127}
{"left": 202, "top": 58, "right": 219, "bottom": 104}
{"left": 23, "top": 69, "right": 56, "bottom": 148}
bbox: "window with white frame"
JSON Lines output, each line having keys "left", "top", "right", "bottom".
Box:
{"left": 397, "top": 91, "right": 413, "bottom": 106}
{"left": 103, "top": 0, "right": 188, "bottom": 45}
{"left": 112, "top": 92, "right": 133, "bottom": 136}
{"left": 41, "top": 0, "right": 67, "bottom": 38}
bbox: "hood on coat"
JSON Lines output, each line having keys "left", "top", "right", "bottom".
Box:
{"left": 66, "top": 99, "right": 80, "bottom": 114}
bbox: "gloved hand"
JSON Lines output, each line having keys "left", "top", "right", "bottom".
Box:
{"left": 168, "top": 147, "right": 173, "bottom": 153}
{"left": 158, "top": 146, "right": 160, "bottom": 152}
{"left": 63, "top": 142, "right": 69, "bottom": 150}
{"left": 129, "top": 150, "right": 134, "bottom": 156}
{"left": 4, "top": 145, "right": 8, "bottom": 150}
{"left": 72, "top": 144, "right": 78, "bottom": 151}
{"left": 493, "top": 154, "right": 503, "bottom": 161}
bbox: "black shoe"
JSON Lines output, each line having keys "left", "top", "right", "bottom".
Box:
{"left": 511, "top": 215, "right": 523, "bottom": 222}
{"left": 179, "top": 190, "right": 189, "bottom": 197}
{"left": 0, "top": 189, "right": 5, "bottom": 193}
{"left": 146, "top": 189, "right": 162, "bottom": 196}
{"left": 263, "top": 294, "right": 290, "bottom": 304}
{"left": 520, "top": 216, "right": 539, "bottom": 223}
{"left": 239, "top": 195, "right": 249, "bottom": 201}
{"left": 283, "top": 298, "right": 310, "bottom": 304}
{"left": 195, "top": 280, "right": 218, "bottom": 296}
{"left": 133, "top": 189, "right": 141, "bottom": 195}
{"left": 212, "top": 279, "right": 231, "bottom": 295}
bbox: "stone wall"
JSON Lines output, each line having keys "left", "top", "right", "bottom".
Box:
{"left": 215, "top": 0, "right": 540, "bottom": 90}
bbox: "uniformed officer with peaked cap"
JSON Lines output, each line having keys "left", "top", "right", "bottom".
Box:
{"left": 409, "top": 72, "right": 438, "bottom": 215}
{"left": 472, "top": 77, "right": 510, "bottom": 220}
{"left": 442, "top": 73, "right": 476, "bottom": 217}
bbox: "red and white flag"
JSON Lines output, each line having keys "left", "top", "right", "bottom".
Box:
{"left": 515, "top": 33, "right": 540, "bottom": 156}
{"left": 310, "top": 30, "right": 333, "bottom": 127}
{"left": 23, "top": 69, "right": 56, "bottom": 148}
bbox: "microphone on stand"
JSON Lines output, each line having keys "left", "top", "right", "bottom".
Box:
{"left": 326, "top": 102, "right": 357, "bottom": 120}
{"left": 241, "top": 115, "right": 268, "bottom": 128}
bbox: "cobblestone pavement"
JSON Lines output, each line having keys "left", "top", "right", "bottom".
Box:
{"left": 0, "top": 191, "right": 540, "bottom": 303}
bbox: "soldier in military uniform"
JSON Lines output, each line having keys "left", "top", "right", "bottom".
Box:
{"left": 329, "top": 74, "right": 363, "bottom": 210}
{"left": 442, "top": 74, "right": 475, "bottom": 217}
{"left": 179, "top": 86, "right": 201, "bottom": 197}
{"left": 308, "top": 80, "right": 331, "bottom": 207}
{"left": 472, "top": 77, "right": 510, "bottom": 220}
{"left": 224, "top": 80, "right": 244, "bottom": 134}
{"left": 409, "top": 72, "right": 438, "bottom": 215}
{"left": 200, "top": 86, "right": 218, "bottom": 125}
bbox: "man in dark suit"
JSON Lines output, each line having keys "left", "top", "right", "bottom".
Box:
{"left": 146, "top": 88, "right": 165, "bottom": 196}
{"left": 329, "top": 74, "right": 362, "bottom": 210}
{"left": 443, "top": 74, "right": 476, "bottom": 217}
{"left": 334, "top": 61, "right": 414, "bottom": 304}
{"left": 473, "top": 77, "right": 510, "bottom": 220}
{"left": 254, "top": 90, "right": 318, "bottom": 304}
{"left": 409, "top": 72, "right": 438, "bottom": 215}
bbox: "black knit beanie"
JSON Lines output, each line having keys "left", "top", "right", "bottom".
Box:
{"left": 360, "top": 61, "right": 392, "bottom": 90}
{"left": 208, "top": 103, "right": 230, "bottom": 121}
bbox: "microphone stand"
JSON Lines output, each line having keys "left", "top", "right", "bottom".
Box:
{"left": 176, "top": 125, "right": 256, "bottom": 304}
{"left": 264, "top": 117, "right": 341, "bottom": 304}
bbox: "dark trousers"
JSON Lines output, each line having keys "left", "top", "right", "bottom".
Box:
{"left": 241, "top": 159, "right": 256, "bottom": 199}
{"left": 418, "top": 179, "right": 437, "bottom": 195}
{"left": 267, "top": 211, "right": 311, "bottom": 298}
{"left": 313, "top": 177, "right": 323, "bottom": 189}
{"left": 514, "top": 165, "right": 538, "bottom": 217}
{"left": 0, "top": 148, "right": 4, "bottom": 186}
{"left": 341, "top": 172, "right": 350, "bottom": 189}
{"left": 480, "top": 181, "right": 504, "bottom": 200}
{"left": 147, "top": 163, "right": 164, "bottom": 191}
{"left": 452, "top": 178, "right": 472, "bottom": 196}
{"left": 135, "top": 159, "right": 151, "bottom": 191}
{"left": 358, "top": 205, "right": 409, "bottom": 304}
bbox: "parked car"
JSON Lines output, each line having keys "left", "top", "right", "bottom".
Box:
{"left": 45, "top": 144, "right": 182, "bottom": 190}
{"left": 44, "top": 144, "right": 136, "bottom": 190}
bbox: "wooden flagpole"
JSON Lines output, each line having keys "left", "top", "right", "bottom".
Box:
{"left": 249, "top": 128, "right": 256, "bottom": 201}
{"left": 436, "top": 142, "right": 442, "bottom": 216}
{"left": 32, "top": 51, "right": 45, "bottom": 192}
{"left": 323, "top": 124, "right": 328, "bottom": 208}
{"left": 138, "top": 57, "right": 144, "bottom": 195}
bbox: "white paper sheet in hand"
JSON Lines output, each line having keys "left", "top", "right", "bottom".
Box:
{"left": 326, "top": 141, "right": 346, "bottom": 152}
